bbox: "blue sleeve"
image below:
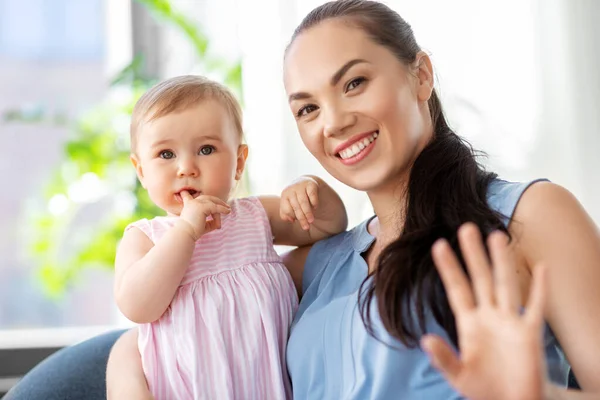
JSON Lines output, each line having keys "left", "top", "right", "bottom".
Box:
{"left": 486, "top": 178, "right": 549, "bottom": 227}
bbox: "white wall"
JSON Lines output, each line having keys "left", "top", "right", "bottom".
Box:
{"left": 232, "top": 0, "right": 600, "bottom": 225}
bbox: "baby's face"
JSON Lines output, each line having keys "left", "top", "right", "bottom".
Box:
{"left": 131, "top": 99, "right": 245, "bottom": 216}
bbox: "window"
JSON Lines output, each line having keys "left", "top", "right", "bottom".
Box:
{"left": 0, "top": 0, "right": 114, "bottom": 332}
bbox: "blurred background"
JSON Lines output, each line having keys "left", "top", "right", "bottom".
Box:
{"left": 0, "top": 0, "right": 598, "bottom": 353}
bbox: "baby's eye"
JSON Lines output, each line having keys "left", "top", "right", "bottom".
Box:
{"left": 159, "top": 150, "right": 175, "bottom": 159}
{"left": 199, "top": 145, "right": 215, "bottom": 155}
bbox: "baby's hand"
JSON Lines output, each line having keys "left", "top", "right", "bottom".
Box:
{"left": 178, "top": 191, "right": 231, "bottom": 240}
{"left": 280, "top": 176, "right": 319, "bottom": 231}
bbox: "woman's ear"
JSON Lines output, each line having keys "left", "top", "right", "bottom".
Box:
{"left": 414, "top": 51, "right": 434, "bottom": 102}
{"left": 130, "top": 154, "right": 146, "bottom": 188}
{"left": 235, "top": 144, "right": 249, "bottom": 180}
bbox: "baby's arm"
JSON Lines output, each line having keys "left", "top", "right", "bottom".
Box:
{"left": 115, "top": 194, "right": 230, "bottom": 323}
{"left": 259, "top": 175, "right": 348, "bottom": 247}
{"left": 106, "top": 328, "right": 153, "bottom": 400}
{"left": 114, "top": 220, "right": 196, "bottom": 324}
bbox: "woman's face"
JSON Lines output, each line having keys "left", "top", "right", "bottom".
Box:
{"left": 284, "top": 20, "right": 434, "bottom": 193}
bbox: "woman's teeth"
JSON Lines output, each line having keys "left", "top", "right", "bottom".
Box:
{"left": 338, "top": 131, "right": 378, "bottom": 160}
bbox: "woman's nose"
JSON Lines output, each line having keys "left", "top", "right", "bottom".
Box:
{"left": 323, "top": 107, "right": 355, "bottom": 138}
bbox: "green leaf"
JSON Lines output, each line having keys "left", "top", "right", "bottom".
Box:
{"left": 134, "top": 0, "right": 208, "bottom": 56}
{"left": 25, "top": 0, "right": 245, "bottom": 298}
{"left": 110, "top": 54, "right": 151, "bottom": 86}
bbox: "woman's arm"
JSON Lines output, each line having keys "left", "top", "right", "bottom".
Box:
{"left": 4, "top": 329, "right": 126, "bottom": 400}
{"left": 260, "top": 175, "right": 348, "bottom": 247}
{"left": 513, "top": 182, "right": 600, "bottom": 395}
{"left": 422, "top": 182, "right": 600, "bottom": 400}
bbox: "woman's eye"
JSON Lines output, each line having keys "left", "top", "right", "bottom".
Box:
{"left": 199, "top": 145, "right": 215, "bottom": 155}
{"left": 297, "top": 104, "right": 318, "bottom": 117}
{"left": 345, "top": 77, "right": 366, "bottom": 92}
{"left": 159, "top": 150, "right": 175, "bottom": 159}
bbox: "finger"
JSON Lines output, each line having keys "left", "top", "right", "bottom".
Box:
{"left": 212, "top": 213, "right": 222, "bottom": 230}
{"left": 198, "top": 202, "right": 231, "bottom": 218}
{"left": 421, "top": 335, "right": 462, "bottom": 385}
{"left": 432, "top": 239, "right": 476, "bottom": 313}
{"left": 279, "top": 198, "right": 296, "bottom": 223}
{"left": 205, "top": 213, "right": 222, "bottom": 233}
{"left": 488, "top": 231, "right": 521, "bottom": 313}
{"left": 214, "top": 205, "right": 231, "bottom": 215}
{"left": 296, "top": 192, "right": 315, "bottom": 224}
{"left": 524, "top": 264, "right": 547, "bottom": 326}
{"left": 306, "top": 182, "right": 319, "bottom": 208}
{"left": 289, "top": 195, "right": 309, "bottom": 230}
{"left": 180, "top": 191, "right": 193, "bottom": 203}
{"left": 458, "top": 223, "right": 495, "bottom": 306}
{"left": 198, "top": 195, "right": 231, "bottom": 208}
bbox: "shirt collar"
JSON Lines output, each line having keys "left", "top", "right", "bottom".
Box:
{"left": 350, "top": 215, "right": 377, "bottom": 253}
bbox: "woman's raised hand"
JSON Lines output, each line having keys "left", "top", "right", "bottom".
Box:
{"left": 422, "top": 223, "right": 548, "bottom": 400}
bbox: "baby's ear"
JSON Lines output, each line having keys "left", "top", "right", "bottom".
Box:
{"left": 130, "top": 154, "right": 146, "bottom": 188}
{"left": 235, "top": 144, "right": 249, "bottom": 180}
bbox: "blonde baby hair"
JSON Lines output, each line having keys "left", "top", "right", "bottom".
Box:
{"left": 130, "top": 75, "right": 243, "bottom": 151}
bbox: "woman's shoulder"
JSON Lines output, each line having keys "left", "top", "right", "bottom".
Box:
{"left": 486, "top": 177, "right": 581, "bottom": 228}
{"left": 486, "top": 178, "right": 550, "bottom": 226}
{"left": 302, "top": 219, "right": 371, "bottom": 294}
{"left": 305, "top": 229, "right": 351, "bottom": 264}
{"left": 508, "top": 179, "right": 586, "bottom": 236}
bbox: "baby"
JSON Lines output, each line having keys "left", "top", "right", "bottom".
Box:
{"left": 106, "top": 75, "right": 347, "bottom": 399}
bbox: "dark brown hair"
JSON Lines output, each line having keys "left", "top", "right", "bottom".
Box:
{"left": 288, "top": 0, "right": 508, "bottom": 347}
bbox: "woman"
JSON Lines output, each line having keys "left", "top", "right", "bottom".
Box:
{"left": 7, "top": 1, "right": 600, "bottom": 399}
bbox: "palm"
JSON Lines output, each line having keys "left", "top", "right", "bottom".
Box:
{"left": 422, "top": 224, "right": 547, "bottom": 400}
{"left": 451, "top": 307, "right": 545, "bottom": 399}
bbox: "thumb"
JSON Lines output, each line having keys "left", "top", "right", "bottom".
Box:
{"left": 180, "top": 190, "right": 192, "bottom": 203}
{"left": 421, "top": 335, "right": 462, "bottom": 384}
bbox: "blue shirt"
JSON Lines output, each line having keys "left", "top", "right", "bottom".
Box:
{"left": 286, "top": 179, "right": 570, "bottom": 399}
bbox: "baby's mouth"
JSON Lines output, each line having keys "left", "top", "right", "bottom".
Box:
{"left": 175, "top": 189, "right": 201, "bottom": 202}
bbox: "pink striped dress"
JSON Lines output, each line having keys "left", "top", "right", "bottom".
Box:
{"left": 126, "top": 197, "right": 298, "bottom": 400}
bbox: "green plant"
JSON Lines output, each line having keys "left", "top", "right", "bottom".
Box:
{"left": 10, "top": 0, "right": 244, "bottom": 297}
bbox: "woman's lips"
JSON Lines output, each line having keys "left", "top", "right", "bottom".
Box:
{"left": 337, "top": 131, "right": 378, "bottom": 166}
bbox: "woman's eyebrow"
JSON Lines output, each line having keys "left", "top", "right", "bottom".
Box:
{"left": 288, "top": 58, "right": 370, "bottom": 103}
{"left": 330, "top": 58, "right": 368, "bottom": 86}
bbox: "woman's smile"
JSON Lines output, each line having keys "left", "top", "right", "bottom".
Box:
{"left": 335, "top": 130, "right": 379, "bottom": 165}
